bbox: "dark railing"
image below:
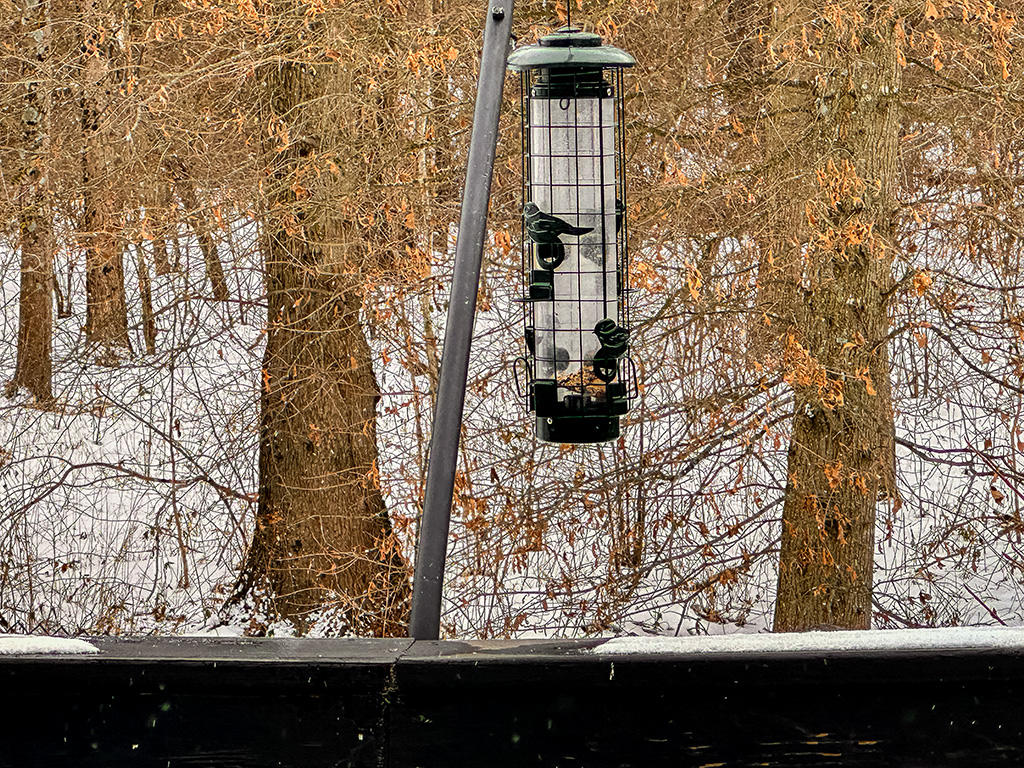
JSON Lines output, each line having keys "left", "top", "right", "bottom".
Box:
{"left": 3, "top": 635, "right": 1024, "bottom": 767}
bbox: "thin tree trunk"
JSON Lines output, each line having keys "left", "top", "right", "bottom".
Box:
{"left": 52, "top": 271, "right": 69, "bottom": 319}
{"left": 771, "top": 2, "right": 901, "bottom": 632}
{"left": 12, "top": 0, "right": 53, "bottom": 403}
{"left": 134, "top": 243, "right": 157, "bottom": 354}
{"left": 150, "top": 178, "right": 174, "bottom": 276}
{"left": 81, "top": 0, "right": 130, "bottom": 361}
{"left": 132, "top": 2, "right": 173, "bottom": 279}
{"left": 235, "top": 33, "right": 409, "bottom": 636}
{"left": 174, "top": 172, "right": 229, "bottom": 301}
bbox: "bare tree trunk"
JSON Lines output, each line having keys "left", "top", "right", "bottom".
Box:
{"left": 134, "top": 244, "right": 156, "bottom": 355}
{"left": 771, "top": 2, "right": 901, "bottom": 632}
{"left": 81, "top": 0, "right": 130, "bottom": 361}
{"left": 52, "top": 270, "right": 69, "bottom": 319}
{"left": 235, "top": 32, "right": 409, "bottom": 636}
{"left": 11, "top": 0, "right": 53, "bottom": 403}
{"left": 150, "top": 178, "right": 174, "bottom": 276}
{"left": 131, "top": 0, "right": 173, "bottom": 279}
{"left": 173, "top": 167, "right": 229, "bottom": 301}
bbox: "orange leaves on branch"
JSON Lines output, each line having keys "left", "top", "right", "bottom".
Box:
{"left": 927, "top": 28, "right": 945, "bottom": 71}
{"left": 895, "top": 18, "right": 908, "bottom": 66}
{"left": 236, "top": 0, "right": 261, "bottom": 23}
{"left": 991, "top": 483, "right": 1006, "bottom": 505}
{"left": 808, "top": 215, "right": 879, "bottom": 258}
{"left": 854, "top": 367, "right": 877, "bottom": 396}
{"left": 841, "top": 332, "right": 866, "bottom": 353}
{"left": 685, "top": 261, "right": 703, "bottom": 301}
{"left": 823, "top": 3, "right": 866, "bottom": 45}
{"left": 784, "top": 333, "right": 844, "bottom": 409}
{"left": 815, "top": 158, "right": 865, "bottom": 211}
{"left": 303, "top": 0, "right": 326, "bottom": 19}
{"left": 363, "top": 456, "right": 381, "bottom": 489}
{"left": 477, "top": 284, "right": 492, "bottom": 312}
{"left": 200, "top": 5, "right": 227, "bottom": 35}
{"left": 405, "top": 43, "right": 458, "bottom": 77}
{"left": 595, "top": 16, "right": 619, "bottom": 40}
{"left": 403, "top": 244, "right": 431, "bottom": 281}
{"left": 850, "top": 474, "right": 868, "bottom": 498}
{"left": 907, "top": 3, "right": 1015, "bottom": 78}
{"left": 842, "top": 218, "right": 874, "bottom": 250}
{"left": 279, "top": 211, "right": 300, "bottom": 236}
{"left": 493, "top": 230, "right": 512, "bottom": 256}
{"left": 912, "top": 269, "right": 933, "bottom": 295}
{"left": 714, "top": 568, "right": 739, "bottom": 587}
{"left": 990, "top": 11, "right": 1016, "bottom": 77}
{"left": 630, "top": 259, "right": 665, "bottom": 291}
{"left": 138, "top": 215, "right": 154, "bottom": 242}
{"left": 658, "top": 147, "right": 689, "bottom": 186}
{"left": 271, "top": 119, "right": 290, "bottom": 153}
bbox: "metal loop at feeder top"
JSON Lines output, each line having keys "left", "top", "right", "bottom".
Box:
{"left": 506, "top": 26, "right": 636, "bottom": 71}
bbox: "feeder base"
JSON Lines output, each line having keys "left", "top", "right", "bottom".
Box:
{"left": 536, "top": 415, "right": 619, "bottom": 444}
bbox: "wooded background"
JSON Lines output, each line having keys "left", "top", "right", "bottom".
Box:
{"left": 2, "top": 0, "right": 1024, "bottom": 638}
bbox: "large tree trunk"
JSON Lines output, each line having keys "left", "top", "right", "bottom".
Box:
{"left": 770, "top": 2, "right": 901, "bottom": 631}
{"left": 236, "top": 37, "right": 409, "bottom": 636}
{"left": 11, "top": 0, "right": 53, "bottom": 403}
{"left": 81, "top": 0, "right": 130, "bottom": 361}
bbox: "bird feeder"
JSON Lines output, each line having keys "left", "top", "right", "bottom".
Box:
{"left": 507, "top": 27, "right": 636, "bottom": 444}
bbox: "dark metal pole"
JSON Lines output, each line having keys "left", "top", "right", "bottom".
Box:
{"left": 409, "top": 1, "right": 514, "bottom": 640}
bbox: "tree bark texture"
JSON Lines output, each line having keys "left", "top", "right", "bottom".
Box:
{"left": 13, "top": 0, "right": 53, "bottom": 402}
{"left": 81, "top": 0, "right": 130, "bottom": 359}
{"left": 239, "top": 46, "right": 409, "bottom": 636}
{"left": 770, "top": 2, "right": 901, "bottom": 632}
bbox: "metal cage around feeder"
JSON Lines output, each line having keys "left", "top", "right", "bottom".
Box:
{"left": 507, "top": 26, "right": 636, "bottom": 444}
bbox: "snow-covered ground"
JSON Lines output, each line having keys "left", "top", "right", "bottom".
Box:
{"left": 1, "top": 210, "right": 1024, "bottom": 639}
{"left": 0, "top": 220, "right": 262, "bottom": 635}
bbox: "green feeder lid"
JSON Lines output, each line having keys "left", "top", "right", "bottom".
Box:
{"left": 507, "top": 26, "right": 635, "bottom": 71}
